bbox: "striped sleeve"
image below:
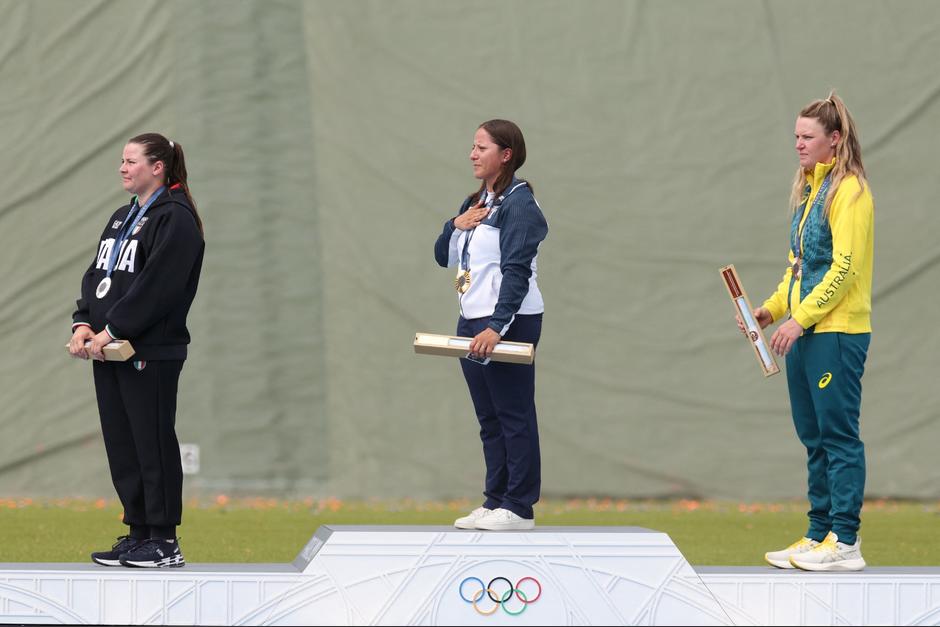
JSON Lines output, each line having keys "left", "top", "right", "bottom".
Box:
{"left": 489, "top": 194, "right": 548, "bottom": 334}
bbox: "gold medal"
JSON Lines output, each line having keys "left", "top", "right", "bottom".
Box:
{"left": 455, "top": 269, "right": 471, "bottom": 294}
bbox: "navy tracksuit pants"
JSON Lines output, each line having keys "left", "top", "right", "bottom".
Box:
{"left": 93, "top": 360, "right": 184, "bottom": 540}
{"left": 786, "top": 331, "right": 870, "bottom": 545}
{"left": 457, "top": 314, "right": 542, "bottom": 520}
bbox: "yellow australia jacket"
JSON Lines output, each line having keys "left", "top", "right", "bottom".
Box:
{"left": 763, "top": 159, "right": 874, "bottom": 334}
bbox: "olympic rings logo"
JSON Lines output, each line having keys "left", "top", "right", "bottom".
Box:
{"left": 458, "top": 576, "right": 542, "bottom": 616}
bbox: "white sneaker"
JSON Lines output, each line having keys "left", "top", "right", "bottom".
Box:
{"left": 765, "top": 536, "right": 820, "bottom": 569}
{"left": 789, "top": 532, "right": 866, "bottom": 572}
{"left": 454, "top": 507, "right": 492, "bottom": 529}
{"left": 474, "top": 508, "right": 535, "bottom": 531}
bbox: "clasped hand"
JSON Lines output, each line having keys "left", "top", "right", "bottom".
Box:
{"left": 68, "top": 327, "right": 113, "bottom": 361}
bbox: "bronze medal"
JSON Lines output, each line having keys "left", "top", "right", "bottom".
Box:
{"left": 791, "top": 258, "right": 802, "bottom": 279}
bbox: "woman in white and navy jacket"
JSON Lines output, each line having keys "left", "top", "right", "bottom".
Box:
{"left": 434, "top": 119, "right": 548, "bottom": 531}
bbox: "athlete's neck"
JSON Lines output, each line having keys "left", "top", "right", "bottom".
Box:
{"left": 135, "top": 184, "right": 163, "bottom": 207}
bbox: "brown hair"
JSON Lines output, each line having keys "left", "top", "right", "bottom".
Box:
{"left": 128, "top": 133, "right": 204, "bottom": 235}
{"left": 465, "top": 119, "right": 532, "bottom": 206}
{"left": 789, "top": 91, "right": 869, "bottom": 217}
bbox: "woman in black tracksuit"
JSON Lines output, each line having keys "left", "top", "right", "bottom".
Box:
{"left": 68, "top": 133, "right": 204, "bottom": 568}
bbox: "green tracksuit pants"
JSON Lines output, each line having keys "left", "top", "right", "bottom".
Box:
{"left": 786, "top": 331, "right": 870, "bottom": 545}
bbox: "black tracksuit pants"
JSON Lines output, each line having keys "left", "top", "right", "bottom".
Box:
{"left": 92, "top": 360, "right": 184, "bottom": 540}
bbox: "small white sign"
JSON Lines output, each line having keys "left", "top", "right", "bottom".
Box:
{"left": 180, "top": 443, "right": 200, "bottom": 475}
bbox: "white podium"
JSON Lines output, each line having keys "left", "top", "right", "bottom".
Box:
{"left": 3, "top": 526, "right": 940, "bottom": 625}
{"left": 0, "top": 526, "right": 728, "bottom": 625}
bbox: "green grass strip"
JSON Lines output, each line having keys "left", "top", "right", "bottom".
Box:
{"left": 1, "top": 499, "right": 936, "bottom": 565}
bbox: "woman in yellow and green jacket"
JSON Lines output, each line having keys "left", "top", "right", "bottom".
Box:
{"left": 755, "top": 92, "right": 874, "bottom": 572}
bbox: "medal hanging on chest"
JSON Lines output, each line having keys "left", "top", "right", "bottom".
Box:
{"left": 452, "top": 187, "right": 508, "bottom": 296}
{"left": 95, "top": 277, "right": 112, "bottom": 298}
{"left": 96, "top": 187, "right": 164, "bottom": 299}
{"left": 789, "top": 174, "right": 831, "bottom": 284}
{"left": 456, "top": 222, "right": 478, "bottom": 295}
{"left": 455, "top": 269, "right": 471, "bottom": 294}
{"left": 790, "top": 185, "right": 809, "bottom": 281}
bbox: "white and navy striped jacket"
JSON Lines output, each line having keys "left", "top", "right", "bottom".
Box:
{"left": 434, "top": 178, "right": 548, "bottom": 336}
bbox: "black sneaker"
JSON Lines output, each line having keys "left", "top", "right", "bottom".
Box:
{"left": 118, "top": 538, "right": 185, "bottom": 568}
{"left": 91, "top": 535, "right": 145, "bottom": 567}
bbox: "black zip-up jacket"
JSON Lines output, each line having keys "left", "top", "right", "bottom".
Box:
{"left": 72, "top": 186, "right": 204, "bottom": 360}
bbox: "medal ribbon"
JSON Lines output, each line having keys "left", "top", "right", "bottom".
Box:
{"left": 455, "top": 181, "right": 529, "bottom": 304}
{"left": 459, "top": 182, "right": 528, "bottom": 272}
{"left": 459, "top": 191, "right": 491, "bottom": 272}
{"left": 790, "top": 173, "right": 831, "bottom": 270}
{"left": 104, "top": 186, "right": 165, "bottom": 278}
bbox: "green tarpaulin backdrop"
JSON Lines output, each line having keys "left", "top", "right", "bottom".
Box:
{"left": 1, "top": 1, "right": 937, "bottom": 501}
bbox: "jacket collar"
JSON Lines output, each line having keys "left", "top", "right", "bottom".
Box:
{"left": 129, "top": 184, "right": 186, "bottom": 210}
{"left": 806, "top": 158, "right": 836, "bottom": 189}
{"left": 491, "top": 177, "right": 527, "bottom": 205}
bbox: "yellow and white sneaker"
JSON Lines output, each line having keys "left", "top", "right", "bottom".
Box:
{"left": 790, "top": 531, "right": 865, "bottom": 572}
{"left": 765, "top": 536, "right": 821, "bottom": 569}
{"left": 789, "top": 532, "right": 866, "bottom": 572}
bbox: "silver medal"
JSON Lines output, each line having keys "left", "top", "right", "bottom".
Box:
{"left": 96, "top": 277, "right": 112, "bottom": 299}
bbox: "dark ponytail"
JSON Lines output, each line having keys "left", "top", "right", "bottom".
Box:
{"left": 128, "top": 132, "right": 204, "bottom": 236}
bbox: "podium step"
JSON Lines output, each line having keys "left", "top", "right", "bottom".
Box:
{"left": 1, "top": 526, "right": 938, "bottom": 625}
